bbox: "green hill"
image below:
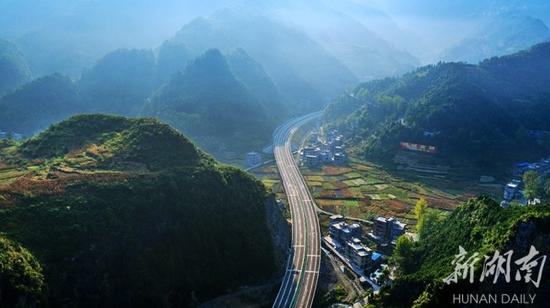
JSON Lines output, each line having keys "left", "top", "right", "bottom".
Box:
{"left": 146, "top": 49, "right": 276, "bottom": 158}
{"left": 376, "top": 197, "right": 550, "bottom": 307}
{"left": 0, "top": 39, "right": 31, "bottom": 95}
{"left": 0, "top": 114, "right": 277, "bottom": 306}
{"left": 325, "top": 42, "right": 550, "bottom": 169}
{"left": 0, "top": 74, "right": 83, "bottom": 135}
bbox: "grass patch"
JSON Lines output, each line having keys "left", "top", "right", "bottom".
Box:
{"left": 343, "top": 200, "right": 359, "bottom": 207}
{"left": 343, "top": 172, "right": 363, "bottom": 179}
{"left": 343, "top": 178, "right": 367, "bottom": 186}
{"left": 365, "top": 177, "right": 385, "bottom": 185}
{"left": 306, "top": 175, "right": 324, "bottom": 182}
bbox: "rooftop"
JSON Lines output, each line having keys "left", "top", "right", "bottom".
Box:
{"left": 371, "top": 252, "right": 382, "bottom": 261}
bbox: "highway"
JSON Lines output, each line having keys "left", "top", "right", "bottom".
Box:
{"left": 272, "top": 112, "right": 323, "bottom": 308}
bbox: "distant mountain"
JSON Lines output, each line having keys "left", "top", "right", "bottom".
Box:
{"left": 146, "top": 49, "right": 276, "bottom": 157}
{"left": 274, "top": 4, "right": 420, "bottom": 81}
{"left": 0, "top": 74, "right": 83, "bottom": 135}
{"left": 154, "top": 41, "right": 192, "bottom": 86}
{"left": 225, "top": 48, "right": 289, "bottom": 122}
{"left": 441, "top": 14, "right": 550, "bottom": 63}
{"left": 79, "top": 49, "right": 155, "bottom": 115}
{"left": 325, "top": 42, "right": 550, "bottom": 169}
{"left": 0, "top": 39, "right": 31, "bottom": 95}
{"left": 0, "top": 114, "right": 278, "bottom": 306}
{"left": 171, "top": 9, "right": 357, "bottom": 111}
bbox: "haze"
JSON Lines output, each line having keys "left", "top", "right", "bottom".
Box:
{"left": 2, "top": 0, "right": 549, "bottom": 77}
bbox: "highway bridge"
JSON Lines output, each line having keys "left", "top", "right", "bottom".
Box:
{"left": 272, "top": 112, "right": 322, "bottom": 308}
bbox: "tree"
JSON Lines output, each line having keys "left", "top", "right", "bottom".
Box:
{"left": 414, "top": 198, "right": 428, "bottom": 234}
{"left": 543, "top": 178, "right": 550, "bottom": 199}
{"left": 392, "top": 236, "right": 417, "bottom": 275}
{"left": 523, "top": 170, "right": 540, "bottom": 200}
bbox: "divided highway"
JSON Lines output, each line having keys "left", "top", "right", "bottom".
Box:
{"left": 272, "top": 112, "right": 323, "bottom": 308}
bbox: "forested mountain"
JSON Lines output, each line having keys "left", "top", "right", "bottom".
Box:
{"left": 79, "top": 49, "right": 155, "bottom": 115}
{"left": 0, "top": 74, "right": 83, "bottom": 135}
{"left": 325, "top": 42, "right": 550, "bottom": 168}
{"left": 146, "top": 49, "right": 276, "bottom": 157}
{"left": 154, "top": 41, "right": 192, "bottom": 86}
{"left": 225, "top": 48, "right": 289, "bottom": 122}
{"left": 441, "top": 14, "right": 550, "bottom": 63}
{"left": 0, "top": 39, "right": 31, "bottom": 95}
{"left": 171, "top": 9, "right": 356, "bottom": 111}
{"left": 0, "top": 114, "right": 278, "bottom": 306}
{"left": 0, "top": 45, "right": 286, "bottom": 162}
{"left": 377, "top": 197, "right": 550, "bottom": 307}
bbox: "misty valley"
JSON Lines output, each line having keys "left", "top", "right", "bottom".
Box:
{"left": 0, "top": 1, "right": 550, "bottom": 308}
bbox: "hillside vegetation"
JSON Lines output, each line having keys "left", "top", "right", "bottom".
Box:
{"left": 0, "top": 235, "right": 45, "bottom": 307}
{"left": 0, "top": 39, "right": 31, "bottom": 95}
{"left": 146, "top": 49, "right": 277, "bottom": 157}
{"left": 325, "top": 42, "right": 550, "bottom": 169}
{"left": 0, "top": 46, "right": 287, "bottom": 163}
{"left": 377, "top": 197, "right": 550, "bottom": 307}
{"left": 0, "top": 114, "right": 277, "bottom": 306}
{"left": 0, "top": 74, "right": 83, "bottom": 135}
{"left": 79, "top": 49, "right": 155, "bottom": 115}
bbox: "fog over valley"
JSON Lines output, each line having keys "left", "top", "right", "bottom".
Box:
{"left": 1, "top": 1, "right": 550, "bottom": 307}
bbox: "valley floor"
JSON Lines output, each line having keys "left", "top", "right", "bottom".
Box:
{"left": 252, "top": 155, "right": 501, "bottom": 226}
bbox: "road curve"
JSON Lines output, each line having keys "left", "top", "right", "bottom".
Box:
{"left": 272, "top": 112, "right": 322, "bottom": 308}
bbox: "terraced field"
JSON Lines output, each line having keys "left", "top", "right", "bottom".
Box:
{"left": 0, "top": 167, "right": 26, "bottom": 185}
{"left": 251, "top": 153, "right": 501, "bottom": 226}
{"left": 299, "top": 157, "right": 499, "bottom": 224}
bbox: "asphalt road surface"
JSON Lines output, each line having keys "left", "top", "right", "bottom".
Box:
{"left": 272, "top": 112, "right": 322, "bottom": 308}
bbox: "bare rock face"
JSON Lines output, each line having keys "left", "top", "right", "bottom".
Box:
{"left": 265, "top": 196, "right": 291, "bottom": 271}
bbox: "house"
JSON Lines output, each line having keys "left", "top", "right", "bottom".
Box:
{"left": 513, "top": 162, "right": 536, "bottom": 177}
{"left": 372, "top": 216, "right": 406, "bottom": 243}
{"left": 370, "top": 252, "right": 383, "bottom": 268}
{"left": 304, "top": 154, "right": 321, "bottom": 167}
{"left": 373, "top": 217, "right": 387, "bottom": 239}
{"left": 503, "top": 182, "right": 520, "bottom": 201}
{"left": 333, "top": 152, "right": 348, "bottom": 165}
{"left": 346, "top": 240, "right": 370, "bottom": 270}
{"left": 333, "top": 135, "right": 344, "bottom": 147}
{"left": 320, "top": 150, "right": 332, "bottom": 163}
{"left": 333, "top": 145, "right": 345, "bottom": 154}
{"left": 12, "top": 133, "right": 23, "bottom": 141}
{"left": 302, "top": 146, "right": 320, "bottom": 157}
{"left": 329, "top": 221, "right": 362, "bottom": 244}
{"left": 245, "top": 151, "right": 262, "bottom": 168}
{"left": 388, "top": 218, "right": 406, "bottom": 241}
{"left": 329, "top": 215, "right": 345, "bottom": 224}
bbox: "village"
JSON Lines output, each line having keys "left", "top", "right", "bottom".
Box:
{"left": 300, "top": 129, "right": 348, "bottom": 168}
{"left": 0, "top": 130, "right": 24, "bottom": 141}
{"left": 297, "top": 128, "right": 406, "bottom": 291}
{"left": 501, "top": 157, "right": 550, "bottom": 207}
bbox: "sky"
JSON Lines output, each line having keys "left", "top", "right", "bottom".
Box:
{"left": 0, "top": 0, "right": 548, "bottom": 74}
